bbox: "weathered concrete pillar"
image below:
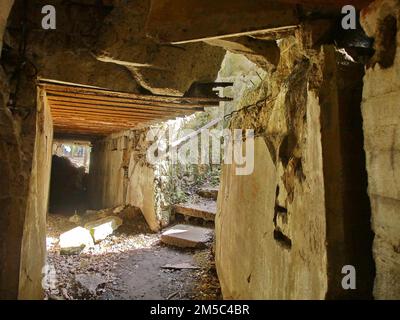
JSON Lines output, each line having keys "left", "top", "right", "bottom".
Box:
{"left": 18, "top": 89, "right": 53, "bottom": 299}
{"left": 361, "top": 0, "right": 400, "bottom": 300}
{"left": 0, "top": 74, "right": 52, "bottom": 299}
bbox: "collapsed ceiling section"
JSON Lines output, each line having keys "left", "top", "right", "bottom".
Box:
{"left": 4, "top": 0, "right": 373, "bottom": 137}
{"left": 39, "top": 79, "right": 228, "bottom": 136}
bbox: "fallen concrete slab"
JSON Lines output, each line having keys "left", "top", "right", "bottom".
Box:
{"left": 161, "top": 224, "right": 213, "bottom": 248}
{"left": 173, "top": 200, "right": 216, "bottom": 221}
{"left": 59, "top": 227, "right": 94, "bottom": 255}
{"left": 84, "top": 216, "right": 123, "bottom": 243}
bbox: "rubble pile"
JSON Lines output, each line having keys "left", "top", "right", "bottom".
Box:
{"left": 45, "top": 206, "right": 158, "bottom": 300}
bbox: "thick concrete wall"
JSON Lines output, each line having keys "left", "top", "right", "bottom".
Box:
{"left": 18, "top": 90, "right": 53, "bottom": 299}
{"left": 89, "top": 130, "right": 160, "bottom": 231}
{"left": 215, "top": 35, "right": 374, "bottom": 299}
{"left": 0, "top": 0, "right": 41, "bottom": 299}
{"left": 216, "top": 90, "right": 328, "bottom": 300}
{"left": 361, "top": 0, "right": 400, "bottom": 299}
{"left": 0, "top": 82, "right": 53, "bottom": 298}
{"left": 89, "top": 133, "right": 125, "bottom": 209}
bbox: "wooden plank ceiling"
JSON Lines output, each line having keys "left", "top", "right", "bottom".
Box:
{"left": 39, "top": 79, "right": 227, "bottom": 136}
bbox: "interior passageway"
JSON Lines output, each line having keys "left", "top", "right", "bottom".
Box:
{"left": 43, "top": 79, "right": 224, "bottom": 300}
{"left": 1, "top": 0, "right": 399, "bottom": 301}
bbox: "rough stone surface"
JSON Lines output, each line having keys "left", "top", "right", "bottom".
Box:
{"left": 6, "top": 0, "right": 139, "bottom": 93}
{"left": 75, "top": 273, "right": 105, "bottom": 295}
{"left": 59, "top": 227, "right": 94, "bottom": 255}
{"left": 84, "top": 216, "right": 123, "bottom": 243}
{"left": 361, "top": 0, "right": 400, "bottom": 299}
{"left": 95, "top": 0, "right": 225, "bottom": 96}
{"left": 0, "top": 2, "right": 29, "bottom": 299}
{"left": 161, "top": 224, "right": 213, "bottom": 248}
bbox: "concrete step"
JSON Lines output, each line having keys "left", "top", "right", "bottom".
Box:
{"left": 161, "top": 224, "right": 214, "bottom": 248}
{"left": 197, "top": 186, "right": 219, "bottom": 200}
{"left": 173, "top": 199, "right": 216, "bottom": 222}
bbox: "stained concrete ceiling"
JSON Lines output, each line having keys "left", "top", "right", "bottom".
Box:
{"left": 145, "top": 0, "right": 374, "bottom": 44}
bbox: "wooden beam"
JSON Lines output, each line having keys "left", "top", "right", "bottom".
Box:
{"left": 50, "top": 104, "right": 189, "bottom": 119}
{"left": 53, "top": 121, "right": 135, "bottom": 129}
{"left": 51, "top": 115, "right": 146, "bottom": 126}
{"left": 39, "top": 82, "right": 228, "bottom": 104}
{"left": 50, "top": 106, "right": 184, "bottom": 122}
{"left": 46, "top": 90, "right": 208, "bottom": 110}
{"left": 41, "top": 79, "right": 219, "bottom": 135}
{"left": 47, "top": 96, "right": 202, "bottom": 114}
{"left": 53, "top": 124, "right": 134, "bottom": 133}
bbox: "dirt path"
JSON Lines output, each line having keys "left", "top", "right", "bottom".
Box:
{"left": 102, "top": 246, "right": 209, "bottom": 300}
{"left": 45, "top": 213, "right": 221, "bottom": 300}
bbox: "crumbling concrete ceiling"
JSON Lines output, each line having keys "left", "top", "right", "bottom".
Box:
{"left": 143, "top": 0, "right": 374, "bottom": 72}
{"left": 146, "top": 0, "right": 371, "bottom": 44}
{"left": 2, "top": 0, "right": 227, "bottom": 97}
{"left": 4, "top": 0, "right": 140, "bottom": 99}
{"left": 94, "top": 0, "right": 226, "bottom": 96}
{"left": 3, "top": 0, "right": 375, "bottom": 102}
{"left": 145, "top": 0, "right": 300, "bottom": 44}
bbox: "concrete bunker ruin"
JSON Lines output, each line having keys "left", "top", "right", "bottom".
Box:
{"left": 0, "top": 0, "right": 399, "bottom": 300}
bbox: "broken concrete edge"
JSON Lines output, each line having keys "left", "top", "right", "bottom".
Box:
{"left": 173, "top": 203, "right": 216, "bottom": 222}
{"left": 59, "top": 227, "right": 94, "bottom": 255}
{"left": 160, "top": 224, "right": 214, "bottom": 249}
{"left": 84, "top": 215, "right": 123, "bottom": 243}
{"left": 60, "top": 216, "right": 123, "bottom": 254}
